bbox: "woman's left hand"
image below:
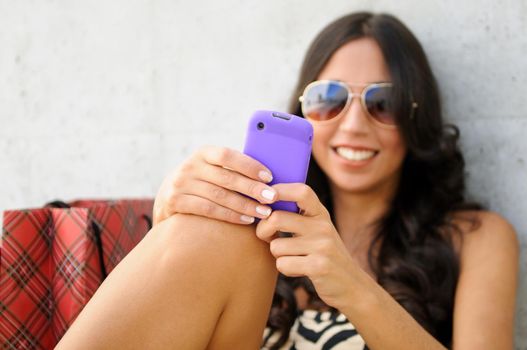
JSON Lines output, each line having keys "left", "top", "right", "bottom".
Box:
{"left": 256, "top": 183, "right": 359, "bottom": 311}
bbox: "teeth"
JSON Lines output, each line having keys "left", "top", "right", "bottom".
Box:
{"left": 335, "top": 147, "right": 376, "bottom": 161}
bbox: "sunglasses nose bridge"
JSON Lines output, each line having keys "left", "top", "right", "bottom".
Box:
{"left": 347, "top": 91, "right": 358, "bottom": 101}
{"left": 338, "top": 91, "right": 372, "bottom": 132}
{"left": 346, "top": 90, "right": 366, "bottom": 112}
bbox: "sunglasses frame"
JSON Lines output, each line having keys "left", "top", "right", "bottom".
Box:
{"left": 299, "top": 80, "right": 418, "bottom": 129}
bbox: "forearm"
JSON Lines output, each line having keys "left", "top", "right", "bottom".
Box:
{"left": 341, "top": 270, "right": 446, "bottom": 350}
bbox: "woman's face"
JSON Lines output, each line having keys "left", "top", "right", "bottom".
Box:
{"left": 311, "top": 38, "right": 407, "bottom": 196}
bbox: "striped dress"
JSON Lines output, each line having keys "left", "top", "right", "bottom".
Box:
{"left": 261, "top": 310, "right": 368, "bottom": 350}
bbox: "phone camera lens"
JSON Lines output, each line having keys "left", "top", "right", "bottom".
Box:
{"left": 257, "top": 122, "right": 265, "bottom": 130}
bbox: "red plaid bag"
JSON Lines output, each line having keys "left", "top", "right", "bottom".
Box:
{"left": 0, "top": 199, "right": 154, "bottom": 349}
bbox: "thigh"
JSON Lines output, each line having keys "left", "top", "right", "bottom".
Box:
{"left": 56, "top": 214, "right": 277, "bottom": 349}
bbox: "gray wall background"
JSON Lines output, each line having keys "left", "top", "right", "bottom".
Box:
{"left": 1, "top": 0, "right": 526, "bottom": 347}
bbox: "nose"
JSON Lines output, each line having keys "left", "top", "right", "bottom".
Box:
{"left": 338, "top": 94, "right": 371, "bottom": 134}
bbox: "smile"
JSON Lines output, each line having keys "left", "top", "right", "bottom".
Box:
{"left": 335, "top": 147, "right": 377, "bottom": 161}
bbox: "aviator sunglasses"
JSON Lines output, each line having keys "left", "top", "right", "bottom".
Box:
{"left": 299, "top": 80, "right": 418, "bottom": 128}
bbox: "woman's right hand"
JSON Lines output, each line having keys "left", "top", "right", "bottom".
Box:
{"left": 153, "top": 146, "right": 278, "bottom": 226}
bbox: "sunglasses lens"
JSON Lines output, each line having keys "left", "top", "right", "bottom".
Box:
{"left": 364, "top": 85, "right": 396, "bottom": 125}
{"left": 302, "top": 82, "right": 348, "bottom": 121}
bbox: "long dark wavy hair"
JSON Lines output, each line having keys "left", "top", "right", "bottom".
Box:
{"left": 265, "top": 12, "right": 482, "bottom": 348}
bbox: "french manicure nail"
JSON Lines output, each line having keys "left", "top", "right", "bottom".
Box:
{"left": 256, "top": 206, "right": 272, "bottom": 217}
{"left": 241, "top": 215, "right": 255, "bottom": 223}
{"left": 261, "top": 189, "right": 276, "bottom": 201}
{"left": 258, "top": 170, "right": 273, "bottom": 183}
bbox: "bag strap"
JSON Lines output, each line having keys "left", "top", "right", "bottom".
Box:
{"left": 141, "top": 214, "right": 153, "bottom": 231}
{"left": 45, "top": 200, "right": 108, "bottom": 280}
{"left": 90, "top": 221, "right": 107, "bottom": 279}
{"left": 45, "top": 200, "right": 70, "bottom": 208}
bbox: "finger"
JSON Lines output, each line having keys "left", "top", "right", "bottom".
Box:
{"left": 275, "top": 256, "right": 308, "bottom": 277}
{"left": 154, "top": 168, "right": 187, "bottom": 225}
{"left": 197, "top": 162, "right": 277, "bottom": 204}
{"left": 183, "top": 179, "right": 273, "bottom": 219}
{"left": 269, "top": 236, "right": 311, "bottom": 258}
{"left": 272, "top": 183, "right": 328, "bottom": 218}
{"left": 171, "top": 194, "right": 257, "bottom": 225}
{"left": 199, "top": 146, "right": 274, "bottom": 183}
{"left": 256, "top": 211, "right": 320, "bottom": 242}
{"left": 152, "top": 198, "right": 167, "bottom": 226}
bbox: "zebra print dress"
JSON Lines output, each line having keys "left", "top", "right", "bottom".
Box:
{"left": 261, "top": 310, "right": 369, "bottom": 350}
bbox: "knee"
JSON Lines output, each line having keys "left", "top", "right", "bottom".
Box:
{"left": 151, "top": 214, "right": 275, "bottom": 275}
{"left": 154, "top": 213, "right": 260, "bottom": 249}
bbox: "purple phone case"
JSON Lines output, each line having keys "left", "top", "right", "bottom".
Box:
{"left": 243, "top": 110, "right": 313, "bottom": 213}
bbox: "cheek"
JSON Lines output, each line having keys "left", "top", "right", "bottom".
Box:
{"left": 380, "top": 129, "right": 407, "bottom": 166}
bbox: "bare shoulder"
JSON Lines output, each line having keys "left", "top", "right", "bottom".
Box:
{"left": 451, "top": 210, "right": 519, "bottom": 262}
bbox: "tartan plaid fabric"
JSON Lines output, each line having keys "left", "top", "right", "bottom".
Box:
{"left": 1, "top": 199, "right": 153, "bottom": 350}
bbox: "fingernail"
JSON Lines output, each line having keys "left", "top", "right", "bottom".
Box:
{"left": 261, "top": 189, "right": 276, "bottom": 201}
{"left": 258, "top": 170, "right": 273, "bottom": 183}
{"left": 256, "top": 206, "right": 272, "bottom": 217}
{"left": 241, "top": 215, "right": 255, "bottom": 223}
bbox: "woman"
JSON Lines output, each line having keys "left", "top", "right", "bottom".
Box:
{"left": 56, "top": 12, "right": 518, "bottom": 349}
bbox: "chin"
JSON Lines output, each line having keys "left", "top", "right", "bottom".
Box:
{"left": 329, "top": 174, "right": 378, "bottom": 194}
{"left": 328, "top": 170, "right": 401, "bottom": 196}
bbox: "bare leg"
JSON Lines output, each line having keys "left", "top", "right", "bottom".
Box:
{"left": 55, "top": 214, "right": 277, "bottom": 349}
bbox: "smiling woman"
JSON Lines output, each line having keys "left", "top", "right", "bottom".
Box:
{"left": 56, "top": 11, "right": 518, "bottom": 350}
{"left": 308, "top": 38, "right": 407, "bottom": 196}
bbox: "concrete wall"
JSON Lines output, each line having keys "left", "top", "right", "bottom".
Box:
{"left": 1, "top": 0, "right": 525, "bottom": 347}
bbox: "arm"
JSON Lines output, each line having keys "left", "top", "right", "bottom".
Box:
{"left": 333, "top": 211, "right": 518, "bottom": 350}
{"left": 451, "top": 211, "right": 519, "bottom": 349}
{"left": 261, "top": 184, "right": 446, "bottom": 349}
{"left": 56, "top": 213, "right": 277, "bottom": 349}
{"left": 259, "top": 185, "right": 519, "bottom": 350}
{"left": 339, "top": 273, "right": 446, "bottom": 349}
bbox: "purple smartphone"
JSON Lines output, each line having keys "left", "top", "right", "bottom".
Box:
{"left": 243, "top": 110, "right": 313, "bottom": 213}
